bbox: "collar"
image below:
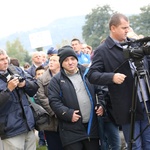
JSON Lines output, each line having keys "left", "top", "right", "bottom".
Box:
{"left": 33, "top": 63, "right": 43, "bottom": 68}
{"left": 64, "top": 67, "right": 79, "bottom": 76}
{"left": 110, "top": 36, "right": 128, "bottom": 48}
{"left": 0, "top": 70, "right": 8, "bottom": 75}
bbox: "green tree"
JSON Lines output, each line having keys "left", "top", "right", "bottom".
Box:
{"left": 6, "top": 38, "right": 31, "bottom": 66}
{"left": 56, "top": 39, "right": 70, "bottom": 49}
{"left": 129, "top": 5, "right": 150, "bottom": 36}
{"left": 82, "top": 5, "right": 115, "bottom": 49}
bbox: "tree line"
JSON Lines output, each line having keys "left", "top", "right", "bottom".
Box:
{"left": 82, "top": 4, "right": 150, "bottom": 49}
{"left": 6, "top": 4, "right": 150, "bottom": 64}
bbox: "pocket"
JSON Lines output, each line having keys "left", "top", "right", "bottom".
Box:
{"left": 61, "top": 119, "right": 84, "bottom": 132}
{"left": 5, "top": 110, "right": 23, "bottom": 131}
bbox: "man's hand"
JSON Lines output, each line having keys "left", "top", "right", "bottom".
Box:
{"left": 18, "top": 80, "right": 26, "bottom": 88}
{"left": 95, "top": 106, "right": 104, "bottom": 116}
{"left": 7, "top": 77, "right": 20, "bottom": 91}
{"left": 113, "top": 73, "right": 126, "bottom": 84}
{"left": 72, "top": 110, "right": 81, "bottom": 122}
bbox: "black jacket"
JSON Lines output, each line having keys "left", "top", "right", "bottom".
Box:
{"left": 88, "top": 36, "right": 150, "bottom": 125}
{"left": 26, "top": 64, "right": 36, "bottom": 77}
{"left": 48, "top": 64, "right": 105, "bottom": 146}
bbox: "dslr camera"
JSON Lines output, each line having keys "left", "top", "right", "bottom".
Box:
{"left": 9, "top": 74, "right": 25, "bottom": 82}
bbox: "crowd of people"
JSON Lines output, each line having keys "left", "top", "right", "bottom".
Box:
{"left": 0, "top": 12, "right": 150, "bottom": 150}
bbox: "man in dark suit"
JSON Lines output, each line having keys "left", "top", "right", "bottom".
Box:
{"left": 26, "top": 51, "right": 43, "bottom": 77}
{"left": 87, "top": 13, "right": 150, "bottom": 150}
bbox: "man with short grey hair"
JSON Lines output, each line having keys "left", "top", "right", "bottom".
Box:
{"left": 0, "top": 49, "right": 39, "bottom": 150}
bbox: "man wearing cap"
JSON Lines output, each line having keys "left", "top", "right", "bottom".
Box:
{"left": 47, "top": 47, "right": 58, "bottom": 58}
{"left": 44, "top": 47, "right": 58, "bottom": 67}
{"left": 48, "top": 45, "right": 105, "bottom": 150}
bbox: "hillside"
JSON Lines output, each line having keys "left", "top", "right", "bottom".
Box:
{"left": 0, "top": 15, "right": 85, "bottom": 52}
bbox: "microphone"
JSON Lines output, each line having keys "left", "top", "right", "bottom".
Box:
{"left": 133, "top": 37, "right": 150, "bottom": 43}
{"left": 120, "top": 37, "right": 150, "bottom": 46}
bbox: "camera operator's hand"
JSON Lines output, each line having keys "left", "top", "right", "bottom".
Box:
{"left": 18, "top": 80, "right": 26, "bottom": 88}
{"left": 113, "top": 73, "right": 127, "bottom": 84}
{"left": 7, "top": 77, "right": 20, "bottom": 91}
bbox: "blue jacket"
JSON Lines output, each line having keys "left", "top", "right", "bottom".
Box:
{"left": 48, "top": 64, "right": 105, "bottom": 146}
{"left": 0, "top": 65, "right": 39, "bottom": 139}
{"left": 76, "top": 52, "right": 91, "bottom": 65}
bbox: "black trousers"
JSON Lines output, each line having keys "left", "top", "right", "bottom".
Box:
{"left": 64, "top": 138, "right": 99, "bottom": 150}
{"left": 44, "top": 130, "right": 63, "bottom": 150}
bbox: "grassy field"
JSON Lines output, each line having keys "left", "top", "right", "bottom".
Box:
{"left": 36, "top": 146, "right": 47, "bottom": 150}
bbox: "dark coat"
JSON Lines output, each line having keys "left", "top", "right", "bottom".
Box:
{"left": 0, "top": 65, "right": 39, "bottom": 139}
{"left": 26, "top": 64, "right": 36, "bottom": 77}
{"left": 48, "top": 64, "right": 104, "bottom": 147}
{"left": 87, "top": 36, "right": 149, "bottom": 125}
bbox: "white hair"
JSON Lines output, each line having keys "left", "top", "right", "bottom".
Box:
{"left": 0, "top": 49, "right": 7, "bottom": 55}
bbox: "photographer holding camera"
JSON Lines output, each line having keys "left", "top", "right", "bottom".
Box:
{"left": 0, "top": 49, "right": 39, "bottom": 150}
{"left": 87, "top": 13, "right": 150, "bottom": 150}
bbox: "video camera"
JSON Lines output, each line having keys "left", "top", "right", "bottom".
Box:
{"left": 120, "top": 37, "right": 150, "bottom": 61}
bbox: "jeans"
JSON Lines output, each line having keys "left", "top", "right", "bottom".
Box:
{"left": 122, "top": 101, "right": 150, "bottom": 150}
{"left": 98, "top": 117, "right": 121, "bottom": 150}
{"left": 38, "top": 130, "right": 45, "bottom": 146}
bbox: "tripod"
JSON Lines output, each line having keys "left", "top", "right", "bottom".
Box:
{"left": 129, "top": 60, "right": 150, "bottom": 150}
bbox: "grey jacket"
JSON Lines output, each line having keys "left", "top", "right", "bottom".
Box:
{"left": 36, "top": 69, "right": 58, "bottom": 131}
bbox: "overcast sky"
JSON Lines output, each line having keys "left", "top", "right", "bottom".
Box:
{"left": 0, "top": 0, "right": 149, "bottom": 38}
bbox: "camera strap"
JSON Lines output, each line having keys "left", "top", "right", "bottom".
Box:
{"left": 113, "top": 59, "right": 128, "bottom": 73}
{"left": 0, "top": 74, "right": 7, "bottom": 82}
